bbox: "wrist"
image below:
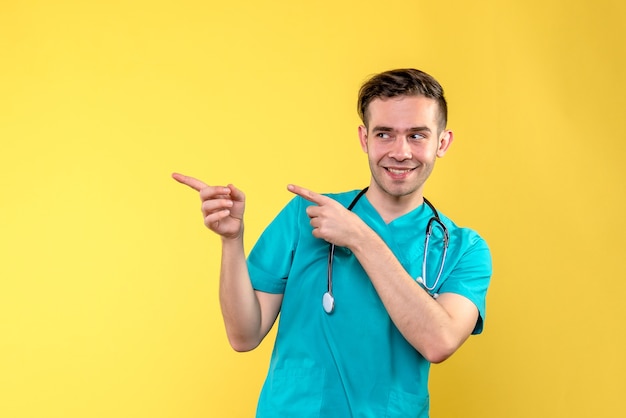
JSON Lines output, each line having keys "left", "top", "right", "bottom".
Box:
{"left": 347, "top": 223, "right": 376, "bottom": 254}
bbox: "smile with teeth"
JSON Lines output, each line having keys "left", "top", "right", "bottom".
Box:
{"left": 386, "top": 167, "right": 415, "bottom": 175}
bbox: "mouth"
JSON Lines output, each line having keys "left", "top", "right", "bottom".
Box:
{"left": 384, "top": 167, "right": 416, "bottom": 179}
{"left": 386, "top": 168, "right": 415, "bottom": 174}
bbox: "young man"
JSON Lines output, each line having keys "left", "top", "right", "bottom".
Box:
{"left": 173, "top": 68, "right": 492, "bottom": 417}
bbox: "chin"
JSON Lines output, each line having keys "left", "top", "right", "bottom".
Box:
{"left": 383, "top": 185, "right": 420, "bottom": 199}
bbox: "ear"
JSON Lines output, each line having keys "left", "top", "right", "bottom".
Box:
{"left": 358, "top": 125, "right": 369, "bottom": 153}
{"left": 436, "top": 130, "right": 454, "bottom": 158}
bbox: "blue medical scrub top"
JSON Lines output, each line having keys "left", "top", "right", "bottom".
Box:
{"left": 247, "top": 190, "right": 492, "bottom": 418}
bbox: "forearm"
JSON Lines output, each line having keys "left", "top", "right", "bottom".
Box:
{"left": 219, "top": 236, "right": 264, "bottom": 352}
{"left": 350, "top": 227, "right": 468, "bottom": 363}
{"left": 286, "top": 184, "right": 477, "bottom": 361}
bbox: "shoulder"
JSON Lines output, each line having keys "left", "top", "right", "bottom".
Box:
{"left": 436, "top": 211, "right": 492, "bottom": 274}
{"left": 438, "top": 212, "right": 489, "bottom": 250}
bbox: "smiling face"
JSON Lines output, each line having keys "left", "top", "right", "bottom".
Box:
{"left": 358, "top": 95, "right": 453, "bottom": 209}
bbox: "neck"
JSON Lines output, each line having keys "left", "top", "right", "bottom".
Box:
{"left": 364, "top": 184, "right": 425, "bottom": 223}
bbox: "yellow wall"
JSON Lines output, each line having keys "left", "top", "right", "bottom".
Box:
{"left": 1, "top": 0, "right": 624, "bottom": 416}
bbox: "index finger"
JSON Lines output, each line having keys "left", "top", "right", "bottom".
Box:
{"left": 287, "top": 184, "right": 329, "bottom": 205}
{"left": 172, "top": 172, "right": 209, "bottom": 192}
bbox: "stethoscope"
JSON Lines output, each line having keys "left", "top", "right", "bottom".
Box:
{"left": 322, "top": 187, "right": 450, "bottom": 314}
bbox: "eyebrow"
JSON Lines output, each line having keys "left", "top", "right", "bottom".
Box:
{"left": 371, "top": 125, "right": 432, "bottom": 133}
{"left": 371, "top": 126, "right": 393, "bottom": 132}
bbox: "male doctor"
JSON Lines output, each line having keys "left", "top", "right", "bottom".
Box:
{"left": 173, "top": 68, "right": 492, "bottom": 417}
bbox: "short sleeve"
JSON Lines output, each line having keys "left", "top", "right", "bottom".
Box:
{"left": 247, "top": 197, "right": 302, "bottom": 294}
{"left": 437, "top": 233, "right": 492, "bottom": 334}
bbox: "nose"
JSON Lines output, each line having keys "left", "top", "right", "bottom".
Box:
{"left": 388, "top": 138, "right": 412, "bottom": 161}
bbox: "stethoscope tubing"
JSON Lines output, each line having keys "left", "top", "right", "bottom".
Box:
{"left": 324, "top": 187, "right": 449, "bottom": 314}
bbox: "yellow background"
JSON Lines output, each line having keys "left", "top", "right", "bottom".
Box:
{"left": 1, "top": 0, "right": 625, "bottom": 416}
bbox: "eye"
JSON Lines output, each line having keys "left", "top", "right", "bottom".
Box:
{"left": 409, "top": 133, "right": 425, "bottom": 141}
{"left": 376, "top": 132, "right": 391, "bottom": 139}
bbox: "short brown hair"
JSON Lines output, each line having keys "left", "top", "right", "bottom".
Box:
{"left": 357, "top": 68, "right": 448, "bottom": 131}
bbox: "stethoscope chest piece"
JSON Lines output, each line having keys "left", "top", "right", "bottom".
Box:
{"left": 322, "top": 292, "right": 335, "bottom": 314}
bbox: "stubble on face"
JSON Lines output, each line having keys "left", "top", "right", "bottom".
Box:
{"left": 367, "top": 148, "right": 436, "bottom": 200}
{"left": 361, "top": 96, "right": 443, "bottom": 207}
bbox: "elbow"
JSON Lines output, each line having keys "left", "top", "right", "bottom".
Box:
{"left": 227, "top": 333, "right": 261, "bottom": 353}
{"left": 419, "top": 336, "right": 461, "bottom": 364}
{"left": 423, "top": 348, "right": 454, "bottom": 364}
{"left": 230, "top": 343, "right": 257, "bottom": 353}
